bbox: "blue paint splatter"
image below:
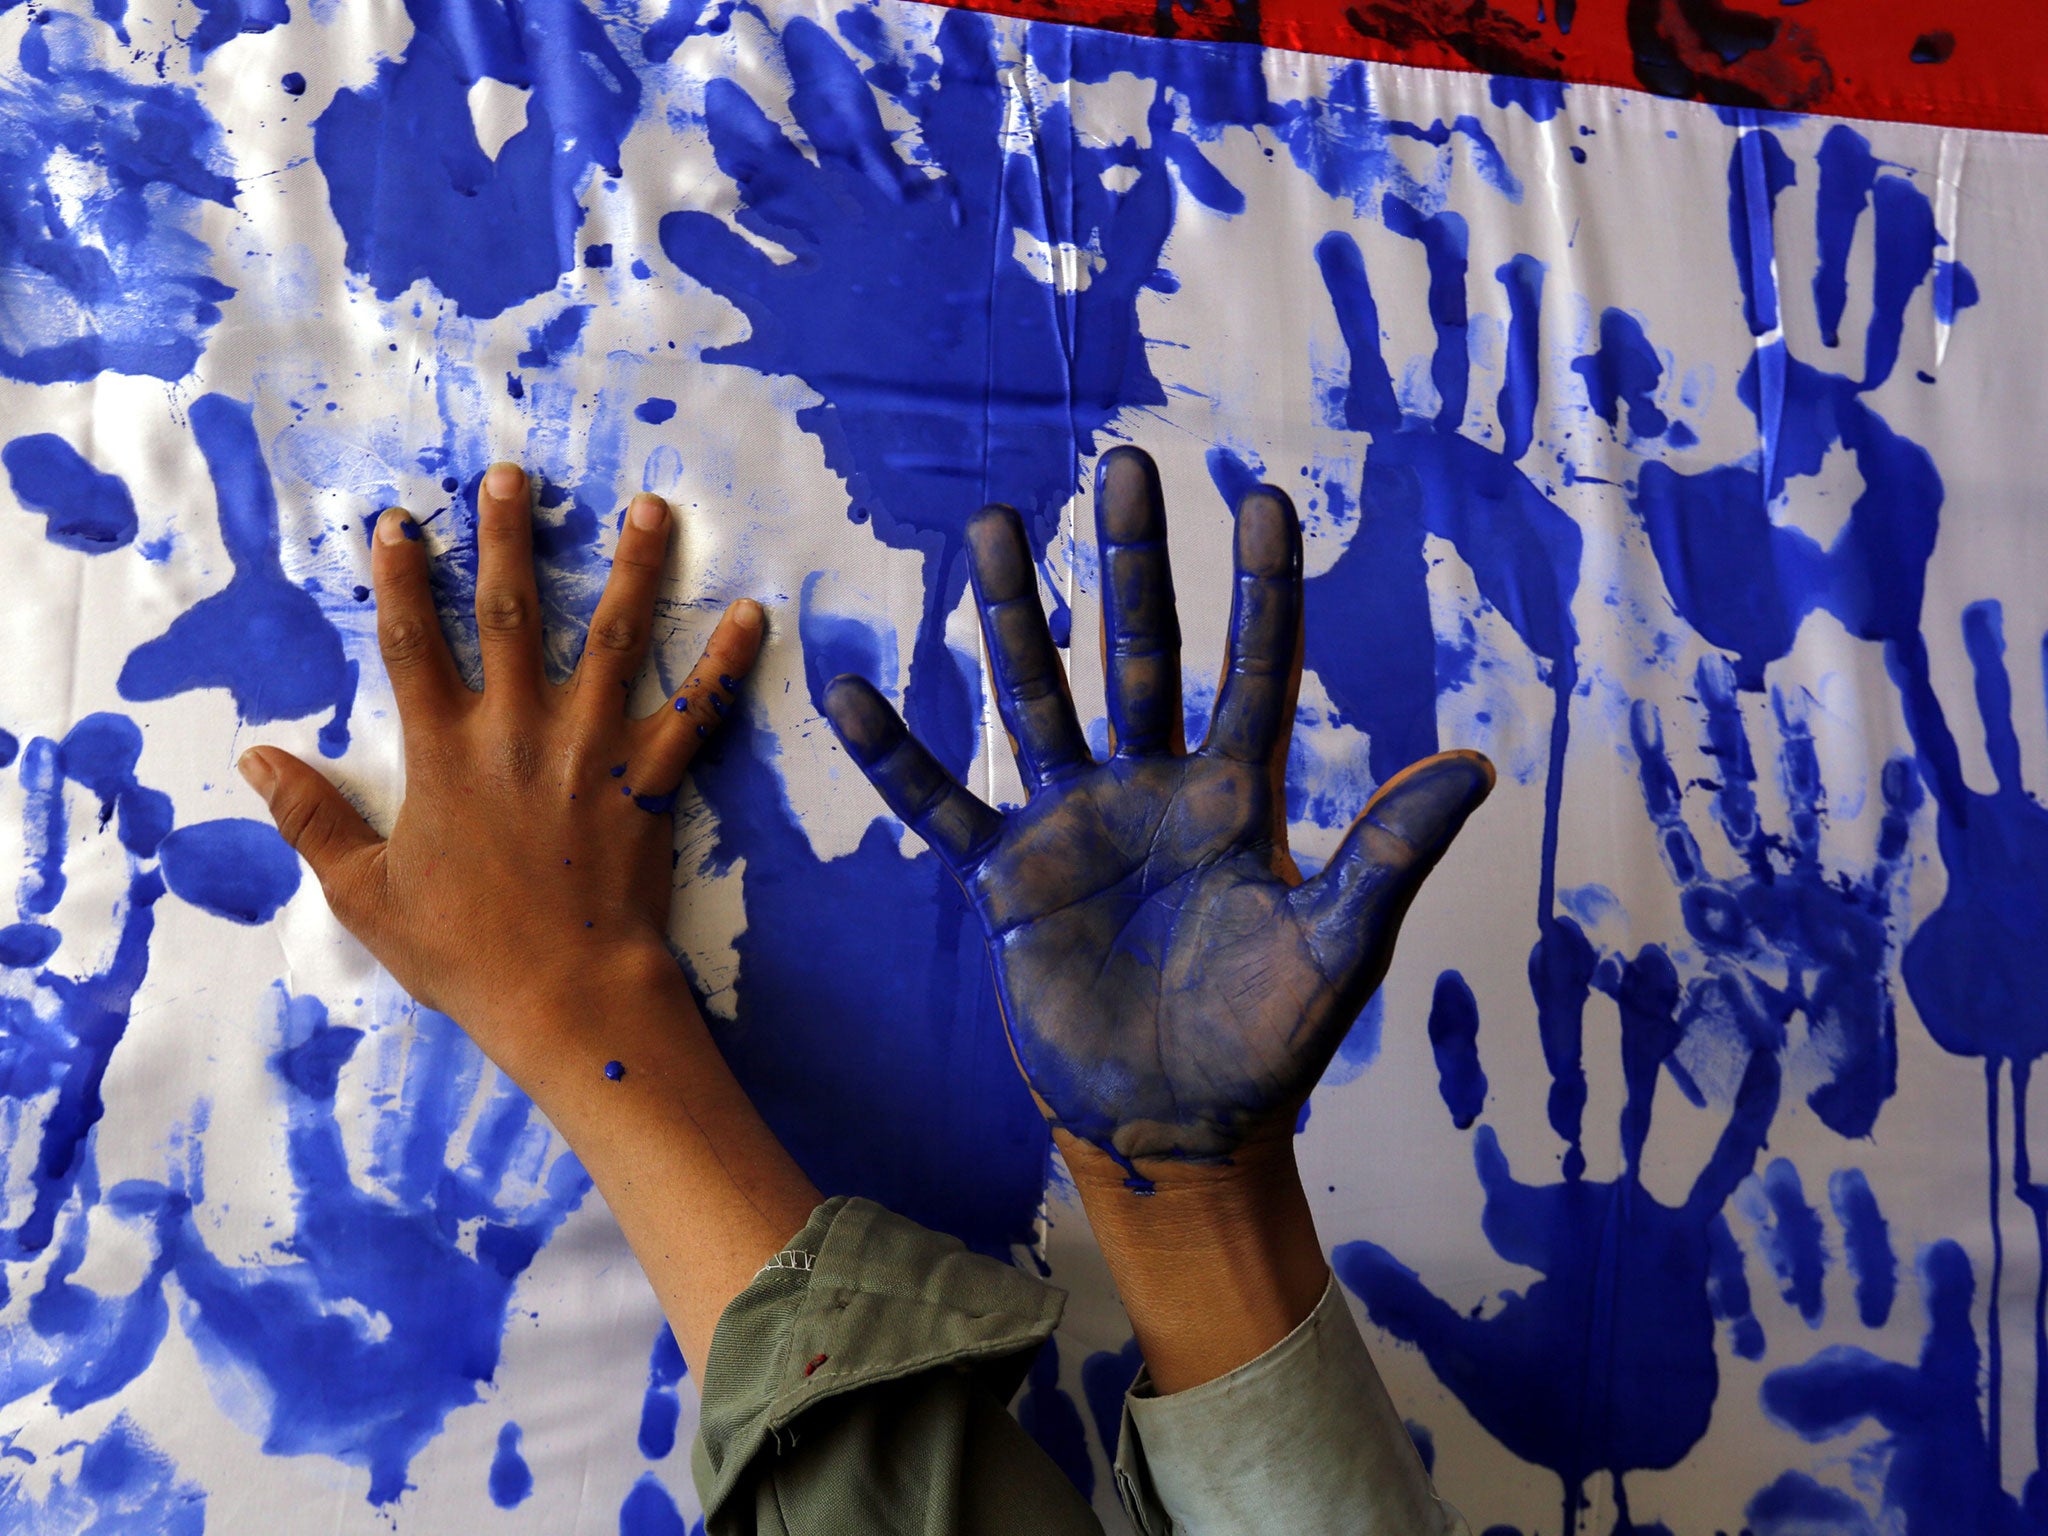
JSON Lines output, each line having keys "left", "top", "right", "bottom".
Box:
{"left": 1489, "top": 75, "right": 1567, "bottom": 121}
{"left": 281, "top": 70, "right": 306, "bottom": 95}
{"left": 635, "top": 398, "right": 677, "bottom": 425}
{"left": 157, "top": 818, "right": 301, "bottom": 924}
{"left": 1571, "top": 310, "right": 1669, "bottom": 440}
{"left": 313, "top": 0, "right": 640, "bottom": 318}
{"left": 1016, "top": 1340, "right": 1092, "bottom": 1500}
{"left": 2, "top": 434, "right": 136, "bottom": 551}
{"left": 637, "top": 1326, "right": 687, "bottom": 1460}
{"left": 1427, "top": 970, "right": 1487, "bottom": 1129}
{"left": 584, "top": 242, "right": 612, "bottom": 268}
{"left": 488, "top": 1422, "right": 532, "bottom": 1508}
{"left": 0, "top": 13, "right": 237, "bottom": 383}
{"left": 518, "top": 305, "right": 590, "bottom": 369}
{"left": 117, "top": 394, "right": 357, "bottom": 757}
{"left": 619, "top": 1474, "right": 689, "bottom": 1536}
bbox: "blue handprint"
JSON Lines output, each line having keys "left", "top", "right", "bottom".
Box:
{"left": 0, "top": 1413, "right": 206, "bottom": 1534}
{"left": 1335, "top": 661, "right": 1916, "bottom": 1528}
{"left": 658, "top": 8, "right": 1188, "bottom": 769}
{"left": 134, "top": 991, "right": 592, "bottom": 1506}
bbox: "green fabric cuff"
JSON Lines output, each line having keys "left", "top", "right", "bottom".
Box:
{"left": 691, "top": 1196, "right": 1067, "bottom": 1521}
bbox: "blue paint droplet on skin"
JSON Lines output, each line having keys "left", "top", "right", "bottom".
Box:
{"left": 157, "top": 819, "right": 302, "bottom": 925}
{"left": 313, "top": 3, "right": 640, "bottom": 318}
{"left": 0, "top": 14, "right": 238, "bottom": 384}
{"left": 0, "top": 922, "right": 61, "bottom": 968}
{"left": 635, "top": 397, "right": 677, "bottom": 425}
{"left": 718, "top": 674, "right": 738, "bottom": 692}
{"left": 618, "top": 1474, "right": 689, "bottom": 1536}
{"left": 488, "top": 1422, "right": 532, "bottom": 1508}
{"left": 637, "top": 1326, "right": 687, "bottom": 1459}
{"left": 281, "top": 70, "right": 306, "bottom": 95}
{"left": 610, "top": 763, "right": 627, "bottom": 777}
{"left": 633, "top": 791, "right": 677, "bottom": 814}
{"left": 2, "top": 434, "right": 138, "bottom": 552}
{"left": 117, "top": 395, "right": 358, "bottom": 756}
{"left": 1488, "top": 75, "right": 1567, "bottom": 121}
{"left": 584, "top": 243, "right": 612, "bottom": 268}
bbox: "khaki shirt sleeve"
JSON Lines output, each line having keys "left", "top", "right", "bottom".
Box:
{"left": 692, "top": 1195, "right": 1105, "bottom": 1536}
{"left": 1113, "top": 1275, "right": 1472, "bottom": 1536}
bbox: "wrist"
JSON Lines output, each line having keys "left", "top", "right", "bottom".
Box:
{"left": 1058, "top": 1125, "right": 1329, "bottom": 1395}
{"left": 469, "top": 936, "right": 693, "bottom": 1082}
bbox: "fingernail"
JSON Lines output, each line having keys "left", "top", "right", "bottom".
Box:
{"left": 730, "top": 598, "right": 764, "bottom": 633}
{"left": 237, "top": 749, "right": 278, "bottom": 806}
{"left": 628, "top": 494, "right": 667, "bottom": 531}
{"left": 377, "top": 507, "right": 416, "bottom": 545}
{"left": 484, "top": 461, "right": 523, "bottom": 500}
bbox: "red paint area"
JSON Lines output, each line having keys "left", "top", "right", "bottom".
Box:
{"left": 935, "top": 0, "right": 2048, "bottom": 135}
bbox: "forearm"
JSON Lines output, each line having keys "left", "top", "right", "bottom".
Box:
{"left": 495, "top": 943, "right": 821, "bottom": 1374}
{"left": 1057, "top": 1127, "right": 1328, "bottom": 1395}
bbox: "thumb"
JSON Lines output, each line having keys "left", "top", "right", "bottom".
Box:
{"left": 1294, "top": 749, "right": 1494, "bottom": 976}
{"left": 237, "top": 747, "right": 382, "bottom": 913}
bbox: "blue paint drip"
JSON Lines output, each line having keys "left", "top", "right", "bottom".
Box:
{"left": 313, "top": 0, "right": 640, "bottom": 318}
{"left": 1016, "top": 1340, "right": 1093, "bottom": 1500}
{"left": 2, "top": 434, "right": 137, "bottom": 551}
{"left": 117, "top": 395, "right": 357, "bottom": 756}
{"left": 661, "top": 10, "right": 1174, "bottom": 772}
{"left": 0, "top": 14, "right": 237, "bottom": 383}
{"left": 1427, "top": 970, "right": 1487, "bottom": 1129}
{"left": 637, "top": 1326, "right": 687, "bottom": 1460}
{"left": 157, "top": 818, "right": 301, "bottom": 924}
{"left": 488, "top": 1422, "right": 532, "bottom": 1508}
{"left": 1571, "top": 310, "right": 1668, "bottom": 440}
{"left": 1742, "top": 1158, "right": 1828, "bottom": 1327}
{"left": 619, "top": 1474, "right": 689, "bottom": 1536}
{"left": 1830, "top": 1168, "right": 1896, "bottom": 1329}
{"left": 1489, "top": 75, "right": 1567, "bottom": 121}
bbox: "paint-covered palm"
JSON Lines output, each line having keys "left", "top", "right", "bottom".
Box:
{"left": 824, "top": 448, "right": 1493, "bottom": 1172}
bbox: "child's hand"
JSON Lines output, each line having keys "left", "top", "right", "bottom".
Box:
{"left": 238, "top": 463, "right": 760, "bottom": 1070}
{"left": 824, "top": 447, "right": 1493, "bottom": 1180}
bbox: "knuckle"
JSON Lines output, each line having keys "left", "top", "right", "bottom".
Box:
{"left": 475, "top": 587, "right": 534, "bottom": 635}
{"left": 271, "top": 792, "right": 325, "bottom": 855}
{"left": 491, "top": 729, "right": 545, "bottom": 785}
{"left": 379, "top": 614, "right": 433, "bottom": 671}
{"left": 590, "top": 611, "right": 642, "bottom": 656}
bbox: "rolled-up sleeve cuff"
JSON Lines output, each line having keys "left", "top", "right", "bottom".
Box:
{"left": 691, "top": 1196, "right": 1067, "bottom": 1520}
{"left": 1114, "top": 1274, "right": 1471, "bottom": 1535}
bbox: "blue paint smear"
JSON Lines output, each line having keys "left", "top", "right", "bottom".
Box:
{"left": 0, "top": 923, "right": 60, "bottom": 968}
{"left": 635, "top": 397, "right": 677, "bottom": 425}
{"left": 1742, "top": 1158, "right": 1827, "bottom": 1327}
{"left": 1080, "top": 1337, "right": 1143, "bottom": 1467}
{"left": 1830, "top": 1168, "right": 1896, "bottom": 1329}
{"left": 157, "top": 818, "right": 301, "bottom": 924}
{"left": 1763, "top": 1241, "right": 2035, "bottom": 1535}
{"left": 117, "top": 394, "right": 357, "bottom": 757}
{"left": 1018, "top": 1340, "right": 1093, "bottom": 1499}
{"left": 0, "top": 14, "right": 237, "bottom": 383}
{"left": 1427, "top": 970, "right": 1487, "bottom": 1129}
{"left": 584, "top": 242, "right": 612, "bottom": 268}
{"left": 661, "top": 9, "right": 1175, "bottom": 770}
{"left": 187, "top": 0, "right": 289, "bottom": 68}
{"left": 518, "top": 305, "right": 591, "bottom": 369}
{"left": 1705, "top": 1212, "right": 1765, "bottom": 1360}
{"left": 1811, "top": 125, "right": 1878, "bottom": 349}
{"left": 1746, "top": 1471, "right": 1875, "bottom": 1536}
{"left": 313, "top": 0, "right": 640, "bottom": 318}
{"left": 1489, "top": 75, "right": 1567, "bottom": 121}
{"left": 119, "top": 992, "right": 592, "bottom": 1505}
{"left": 619, "top": 1474, "right": 689, "bottom": 1536}
{"left": 0, "top": 1414, "right": 205, "bottom": 1534}
{"left": 58, "top": 712, "right": 173, "bottom": 858}
{"left": 488, "top": 1422, "right": 532, "bottom": 1508}
{"left": 1571, "top": 310, "right": 1668, "bottom": 440}
{"left": 637, "top": 1325, "right": 687, "bottom": 1460}
{"left": 644, "top": 0, "right": 729, "bottom": 64}
{"left": 2, "top": 433, "right": 136, "bottom": 551}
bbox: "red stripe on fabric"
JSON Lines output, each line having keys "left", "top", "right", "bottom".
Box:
{"left": 933, "top": 0, "right": 2048, "bottom": 136}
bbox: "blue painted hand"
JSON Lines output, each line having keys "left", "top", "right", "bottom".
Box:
{"left": 822, "top": 446, "right": 1493, "bottom": 1175}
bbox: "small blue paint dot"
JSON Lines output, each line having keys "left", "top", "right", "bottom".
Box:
{"left": 281, "top": 71, "right": 306, "bottom": 95}
{"left": 1570, "top": 145, "right": 1587, "bottom": 164}
{"left": 718, "top": 674, "right": 737, "bottom": 691}
{"left": 604, "top": 1060, "right": 625, "bottom": 1081}
{"left": 584, "top": 921, "right": 594, "bottom": 928}
{"left": 630, "top": 258, "right": 652, "bottom": 279}
{"left": 620, "top": 784, "right": 632, "bottom": 796}
{"left": 585, "top": 243, "right": 613, "bottom": 268}
{"left": 609, "top": 764, "right": 626, "bottom": 777}
{"left": 352, "top": 585, "right": 370, "bottom": 602}
{"left": 673, "top": 695, "right": 688, "bottom": 711}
